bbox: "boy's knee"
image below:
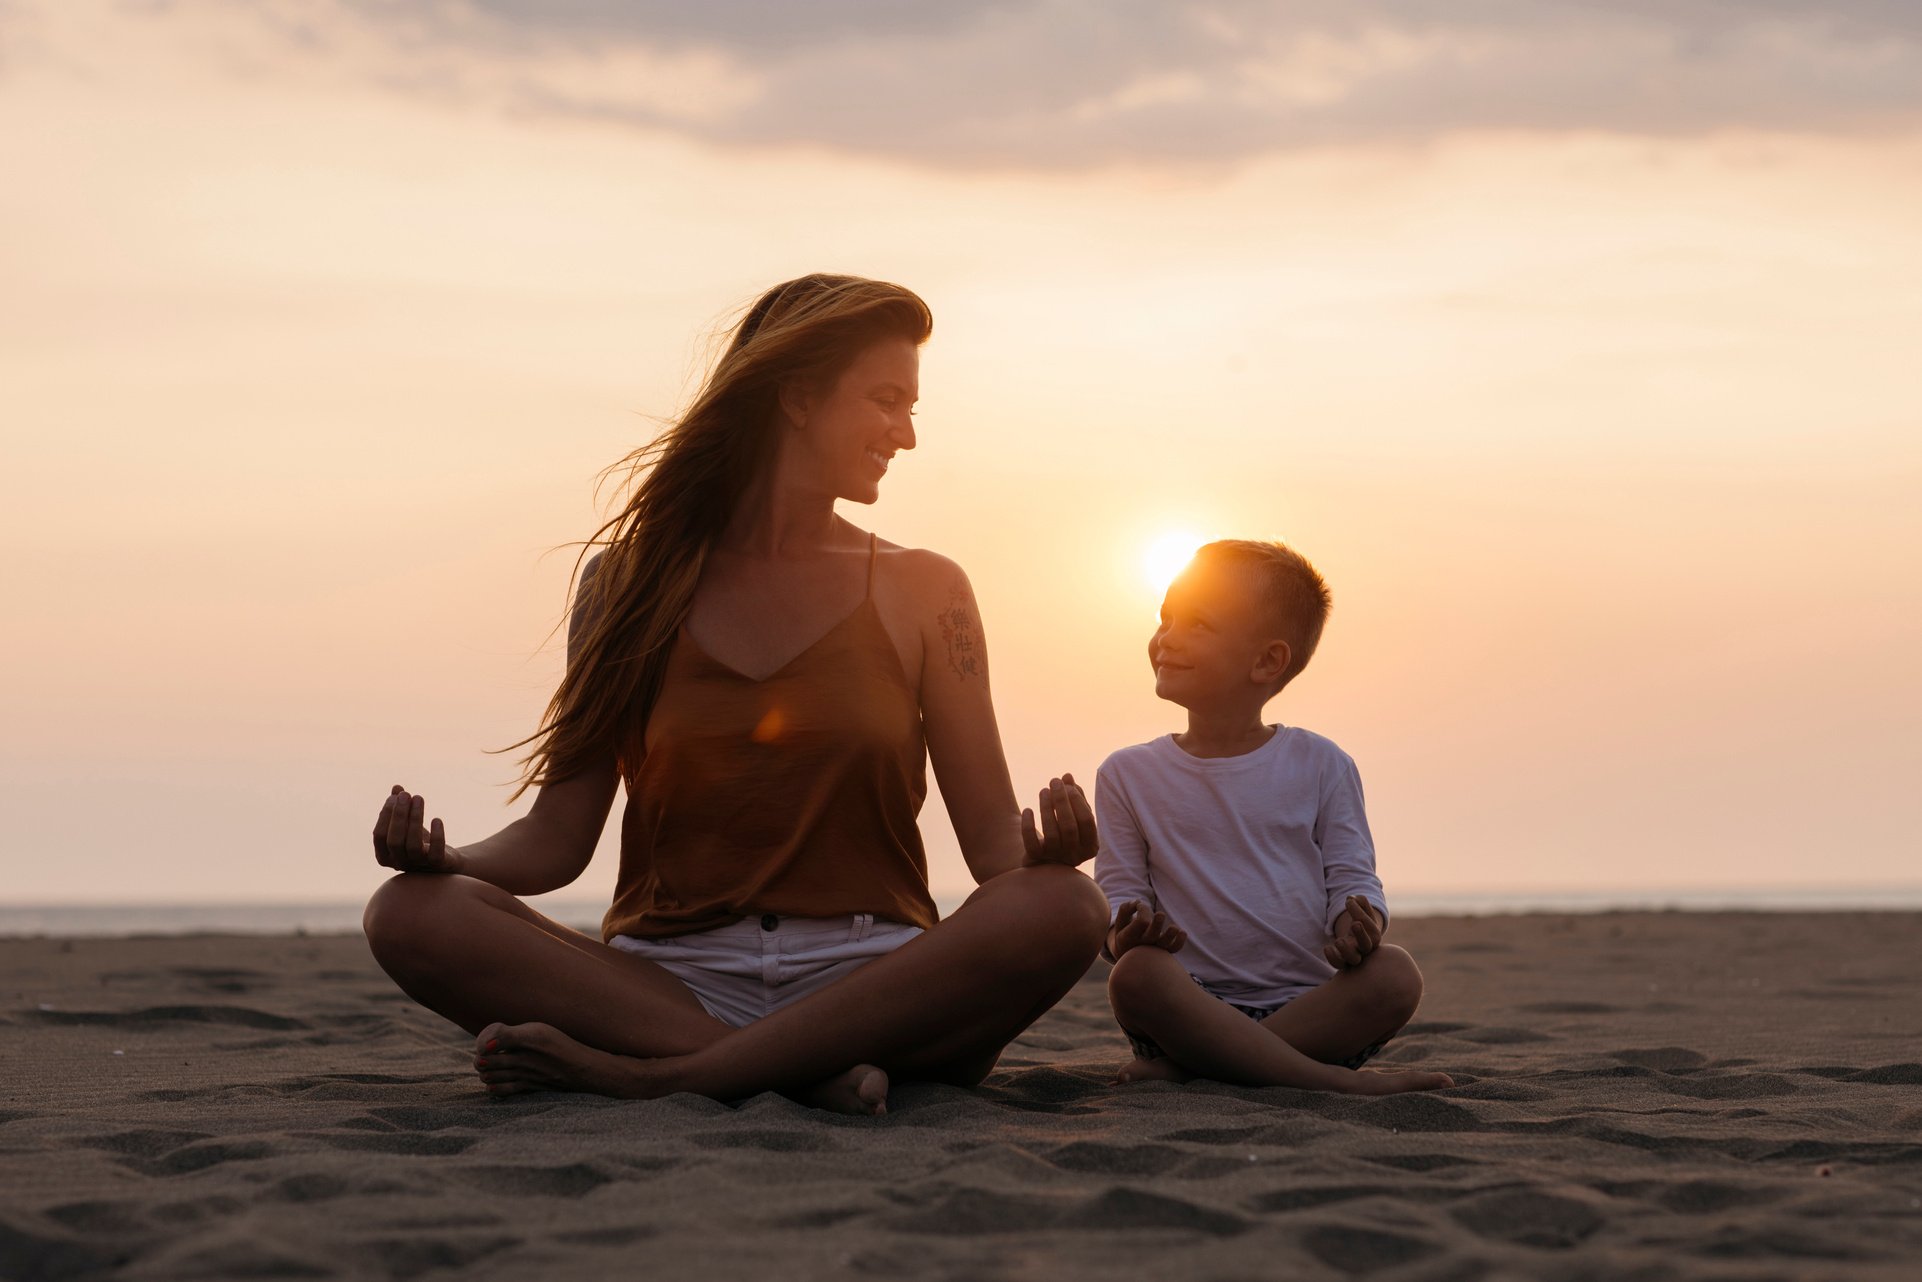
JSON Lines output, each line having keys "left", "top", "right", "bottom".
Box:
{"left": 1107, "top": 944, "right": 1184, "bottom": 1020}
{"left": 1361, "top": 944, "right": 1425, "bottom": 1023}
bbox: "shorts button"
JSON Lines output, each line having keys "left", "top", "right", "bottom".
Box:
{"left": 759, "top": 913, "right": 778, "bottom": 932}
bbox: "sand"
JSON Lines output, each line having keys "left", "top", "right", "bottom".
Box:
{"left": 4, "top": 911, "right": 1920, "bottom": 1281}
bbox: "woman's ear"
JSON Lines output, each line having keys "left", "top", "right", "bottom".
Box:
{"left": 777, "top": 381, "right": 812, "bottom": 431}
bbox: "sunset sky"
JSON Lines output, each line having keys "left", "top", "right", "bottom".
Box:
{"left": 4, "top": 1, "right": 1919, "bottom": 910}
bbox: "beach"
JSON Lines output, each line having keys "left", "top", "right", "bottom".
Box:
{"left": 4, "top": 911, "right": 1919, "bottom": 1281}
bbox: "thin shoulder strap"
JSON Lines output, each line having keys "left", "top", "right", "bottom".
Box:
{"left": 865, "top": 533, "right": 879, "bottom": 600}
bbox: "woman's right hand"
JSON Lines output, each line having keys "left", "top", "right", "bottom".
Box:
{"left": 373, "top": 785, "right": 466, "bottom": 875}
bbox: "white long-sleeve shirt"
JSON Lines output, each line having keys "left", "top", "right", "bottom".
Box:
{"left": 1093, "top": 726, "right": 1387, "bottom": 1008}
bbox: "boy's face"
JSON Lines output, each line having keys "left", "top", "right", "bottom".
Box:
{"left": 1148, "top": 559, "right": 1286, "bottom": 709}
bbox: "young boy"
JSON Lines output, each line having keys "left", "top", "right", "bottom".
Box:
{"left": 1094, "top": 539, "right": 1452, "bottom": 1095}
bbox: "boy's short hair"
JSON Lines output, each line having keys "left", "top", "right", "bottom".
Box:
{"left": 1194, "top": 539, "right": 1331, "bottom": 691}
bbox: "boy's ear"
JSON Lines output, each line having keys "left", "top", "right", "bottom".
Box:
{"left": 1251, "top": 639, "right": 1292, "bottom": 686}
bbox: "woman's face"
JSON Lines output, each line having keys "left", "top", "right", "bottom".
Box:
{"left": 791, "top": 337, "right": 920, "bottom": 505}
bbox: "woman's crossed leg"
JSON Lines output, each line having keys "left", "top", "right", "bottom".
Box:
{"left": 362, "top": 863, "right": 1109, "bottom": 1114}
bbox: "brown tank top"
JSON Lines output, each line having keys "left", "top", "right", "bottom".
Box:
{"left": 602, "top": 535, "right": 939, "bottom": 941}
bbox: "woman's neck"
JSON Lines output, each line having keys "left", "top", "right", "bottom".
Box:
{"left": 718, "top": 466, "right": 844, "bottom": 557}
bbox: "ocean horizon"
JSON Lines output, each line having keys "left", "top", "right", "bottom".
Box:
{"left": 3, "top": 885, "right": 1918, "bottom": 939}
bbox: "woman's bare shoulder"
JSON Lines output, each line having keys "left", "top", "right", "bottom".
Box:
{"left": 872, "top": 539, "right": 973, "bottom": 607}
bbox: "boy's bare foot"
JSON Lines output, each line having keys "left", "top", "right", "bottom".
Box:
{"left": 1113, "top": 1055, "right": 1193, "bottom": 1085}
{"left": 1335, "top": 1066, "right": 1455, "bottom": 1094}
{"left": 473, "top": 1021, "right": 655, "bottom": 1098}
{"left": 800, "top": 1064, "right": 890, "bottom": 1116}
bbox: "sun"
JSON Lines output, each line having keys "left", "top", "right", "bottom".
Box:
{"left": 1141, "top": 530, "right": 1204, "bottom": 594}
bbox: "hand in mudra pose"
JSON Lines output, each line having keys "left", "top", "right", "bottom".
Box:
{"left": 372, "top": 786, "right": 465, "bottom": 876}
{"left": 1019, "top": 774, "right": 1099, "bottom": 869}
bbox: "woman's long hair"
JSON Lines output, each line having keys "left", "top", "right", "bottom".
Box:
{"left": 504, "top": 274, "right": 933, "bottom": 799}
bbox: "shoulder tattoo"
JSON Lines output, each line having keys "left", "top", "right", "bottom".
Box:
{"left": 935, "top": 586, "right": 982, "bottom": 682}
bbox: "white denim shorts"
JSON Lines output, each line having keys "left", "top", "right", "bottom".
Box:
{"left": 610, "top": 912, "right": 923, "bottom": 1029}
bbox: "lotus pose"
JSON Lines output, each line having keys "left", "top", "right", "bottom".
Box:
{"left": 363, "top": 275, "right": 1109, "bottom": 1115}
{"left": 1096, "top": 540, "right": 1454, "bottom": 1094}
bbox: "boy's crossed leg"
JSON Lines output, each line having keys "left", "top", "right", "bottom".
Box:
{"left": 1107, "top": 943, "right": 1452, "bottom": 1094}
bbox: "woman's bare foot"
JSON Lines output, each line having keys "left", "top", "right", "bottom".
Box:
{"left": 474, "top": 1024, "right": 889, "bottom": 1115}
{"left": 473, "top": 1021, "right": 658, "bottom": 1098}
{"left": 1113, "top": 1055, "right": 1193, "bottom": 1085}
{"left": 1335, "top": 1067, "right": 1455, "bottom": 1094}
{"left": 800, "top": 1064, "right": 890, "bottom": 1116}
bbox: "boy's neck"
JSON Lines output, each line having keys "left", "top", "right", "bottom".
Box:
{"left": 1174, "top": 704, "right": 1276, "bottom": 759}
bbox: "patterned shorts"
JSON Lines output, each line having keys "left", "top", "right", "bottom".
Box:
{"left": 1123, "top": 972, "right": 1391, "bottom": 1071}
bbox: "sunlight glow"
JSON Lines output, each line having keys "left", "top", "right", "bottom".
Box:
{"left": 1141, "top": 530, "right": 1205, "bottom": 595}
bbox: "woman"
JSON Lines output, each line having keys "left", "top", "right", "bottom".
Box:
{"left": 363, "top": 274, "right": 1110, "bottom": 1115}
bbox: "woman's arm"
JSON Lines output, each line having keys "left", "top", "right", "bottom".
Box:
{"left": 442, "top": 760, "right": 620, "bottom": 896}
{"left": 372, "top": 553, "right": 620, "bottom": 895}
{"left": 911, "top": 553, "right": 1091, "bottom": 883}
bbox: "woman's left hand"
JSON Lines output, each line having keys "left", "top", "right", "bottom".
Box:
{"left": 1019, "top": 774, "right": 1099, "bottom": 869}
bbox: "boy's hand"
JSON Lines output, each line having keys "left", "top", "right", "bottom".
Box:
{"left": 1020, "top": 774, "right": 1099, "bottom": 869}
{"left": 1323, "top": 895, "right": 1383, "bottom": 969}
{"left": 1108, "top": 900, "right": 1187, "bottom": 960}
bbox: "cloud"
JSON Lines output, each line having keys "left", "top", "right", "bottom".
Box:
{"left": 148, "top": 1, "right": 1922, "bottom": 169}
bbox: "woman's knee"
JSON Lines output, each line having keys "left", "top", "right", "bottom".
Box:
{"left": 362, "top": 873, "right": 493, "bottom": 972}
{"left": 989, "top": 865, "right": 1110, "bottom": 960}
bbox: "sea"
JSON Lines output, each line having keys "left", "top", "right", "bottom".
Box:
{"left": 2, "top": 887, "right": 1919, "bottom": 938}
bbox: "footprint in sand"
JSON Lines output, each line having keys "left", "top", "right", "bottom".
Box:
{"left": 1363, "top": 1152, "right": 1483, "bottom": 1172}
{"left": 306, "top": 1131, "right": 479, "bottom": 1157}
{"left": 1610, "top": 1047, "right": 1707, "bottom": 1071}
{"left": 79, "top": 1130, "right": 275, "bottom": 1178}
{"left": 149, "top": 1194, "right": 247, "bottom": 1225}
{"left": 770, "top": 1207, "right": 868, "bottom": 1230}
{"left": 138, "top": 1142, "right": 276, "bottom": 1178}
{"left": 43, "top": 1200, "right": 147, "bottom": 1235}
{"left": 1253, "top": 1185, "right": 1405, "bottom": 1213}
{"left": 352, "top": 1234, "right": 525, "bottom": 1279}
{"left": 1057, "top": 1187, "right": 1247, "bottom": 1236}
{"left": 452, "top": 1163, "right": 621, "bottom": 1198}
{"left": 264, "top": 1172, "right": 410, "bottom": 1204}
{"left": 553, "top": 1226, "right": 660, "bottom": 1246}
{"left": 690, "top": 1127, "right": 837, "bottom": 1153}
{"left": 1646, "top": 1178, "right": 1793, "bottom": 1214}
{"left": 0, "top": 1222, "right": 136, "bottom": 1277}
{"left": 1040, "top": 1140, "right": 1187, "bottom": 1176}
{"left": 1694, "top": 1226, "right": 1876, "bottom": 1262}
{"left": 1451, "top": 1188, "right": 1604, "bottom": 1249}
{"left": 1846, "top": 1063, "right": 1922, "bottom": 1085}
{"left": 1300, "top": 1224, "right": 1439, "bottom": 1272}
{"left": 1519, "top": 1001, "right": 1622, "bottom": 1014}
{"left": 1322, "top": 1094, "right": 1488, "bottom": 1134}
{"left": 1458, "top": 1026, "right": 1556, "bottom": 1045}
{"left": 887, "top": 1185, "right": 1247, "bottom": 1237}
{"left": 78, "top": 1130, "right": 272, "bottom": 1183}
{"left": 26, "top": 1004, "right": 307, "bottom": 1031}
